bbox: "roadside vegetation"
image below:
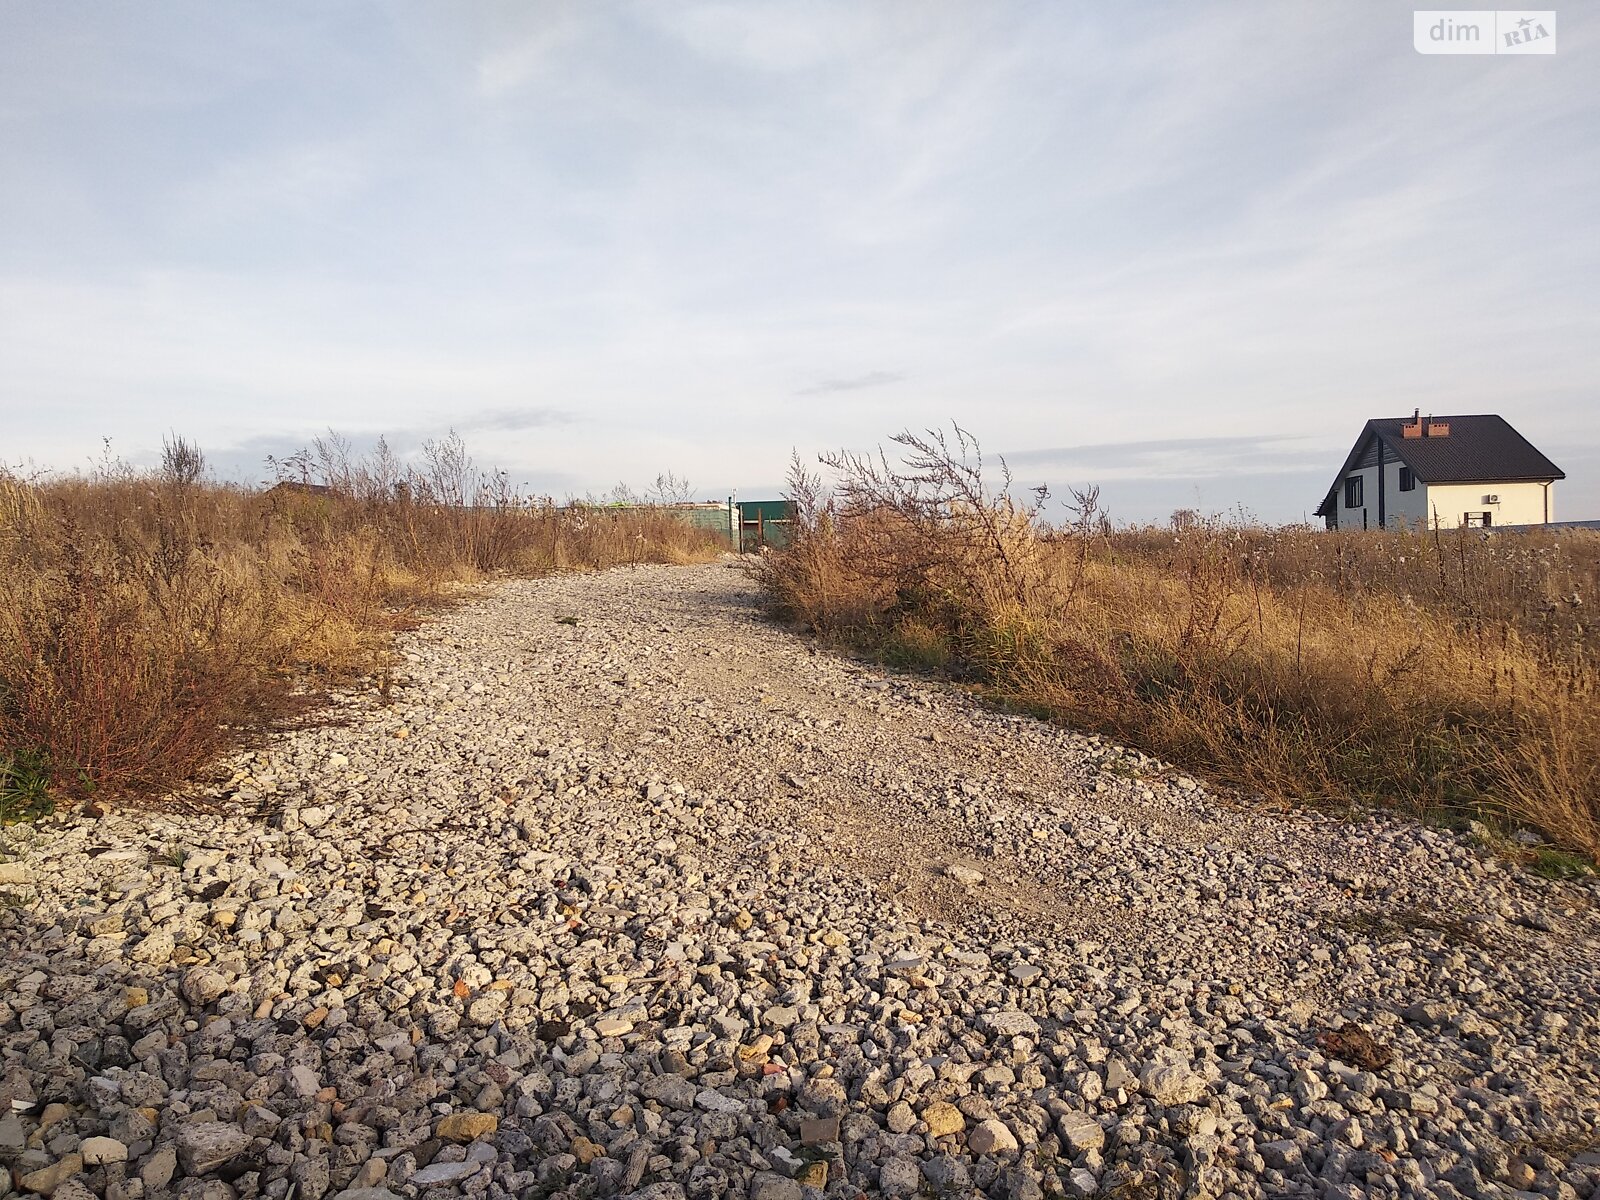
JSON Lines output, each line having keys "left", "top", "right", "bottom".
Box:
{"left": 0, "top": 433, "right": 721, "bottom": 819}
{"left": 757, "top": 427, "right": 1600, "bottom": 863}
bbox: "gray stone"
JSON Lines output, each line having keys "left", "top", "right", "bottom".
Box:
{"left": 1103, "top": 1059, "right": 1134, "bottom": 1090}
{"left": 141, "top": 1144, "right": 178, "bottom": 1189}
{"left": 693, "top": 1089, "right": 745, "bottom": 1114}
{"left": 1064, "top": 1168, "right": 1099, "bottom": 1198}
{"left": 641, "top": 1074, "right": 697, "bottom": 1110}
{"left": 878, "top": 1157, "right": 922, "bottom": 1197}
{"left": 747, "top": 1172, "right": 801, "bottom": 1200}
{"left": 1009, "top": 962, "right": 1043, "bottom": 984}
{"left": 240, "top": 1104, "right": 281, "bottom": 1137}
{"left": 1139, "top": 1063, "right": 1206, "bottom": 1106}
{"left": 1058, "top": 1113, "right": 1105, "bottom": 1153}
{"left": 80, "top": 1137, "right": 129, "bottom": 1166}
{"left": 968, "top": 1119, "right": 1020, "bottom": 1155}
{"left": 129, "top": 931, "right": 175, "bottom": 964}
{"left": 293, "top": 1155, "right": 333, "bottom": 1200}
{"left": 1260, "top": 1139, "right": 1303, "bottom": 1171}
{"left": 52, "top": 1182, "right": 96, "bottom": 1200}
{"left": 921, "top": 1156, "right": 971, "bottom": 1192}
{"left": 289, "top": 1064, "right": 320, "bottom": 1096}
{"left": 980, "top": 1011, "right": 1040, "bottom": 1038}
{"left": 410, "top": 1161, "right": 481, "bottom": 1186}
{"left": 175, "top": 1123, "right": 248, "bottom": 1175}
{"left": 799, "top": 1116, "right": 839, "bottom": 1146}
{"left": 0, "top": 1112, "right": 25, "bottom": 1159}
{"left": 762, "top": 1005, "right": 800, "bottom": 1029}
{"left": 1002, "top": 1166, "right": 1045, "bottom": 1200}
{"left": 1405, "top": 1000, "right": 1451, "bottom": 1027}
{"left": 124, "top": 998, "right": 180, "bottom": 1031}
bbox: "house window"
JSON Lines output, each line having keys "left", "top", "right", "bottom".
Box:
{"left": 1398, "top": 467, "right": 1415, "bottom": 492}
{"left": 1344, "top": 476, "right": 1363, "bottom": 508}
{"left": 1464, "top": 511, "right": 1493, "bottom": 528}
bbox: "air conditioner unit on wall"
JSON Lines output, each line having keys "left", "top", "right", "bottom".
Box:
{"left": 1484, "top": 494, "right": 1500, "bottom": 504}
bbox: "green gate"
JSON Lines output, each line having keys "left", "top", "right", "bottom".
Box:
{"left": 737, "top": 500, "right": 795, "bottom": 552}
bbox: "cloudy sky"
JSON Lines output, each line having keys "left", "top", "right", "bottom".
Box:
{"left": 2, "top": 2, "right": 1595, "bottom": 522}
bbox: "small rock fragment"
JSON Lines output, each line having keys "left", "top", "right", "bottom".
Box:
{"left": 21, "top": 1154, "right": 84, "bottom": 1196}
{"left": 922, "top": 1101, "right": 965, "bottom": 1138}
{"left": 968, "top": 1118, "right": 1020, "bottom": 1155}
{"left": 436, "top": 1112, "right": 499, "bottom": 1142}
{"left": 80, "top": 1136, "right": 129, "bottom": 1166}
{"left": 799, "top": 1115, "right": 840, "bottom": 1145}
{"left": 175, "top": 1123, "right": 248, "bottom": 1175}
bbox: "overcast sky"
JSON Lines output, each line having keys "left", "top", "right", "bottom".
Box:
{"left": 2, "top": 2, "right": 1596, "bottom": 522}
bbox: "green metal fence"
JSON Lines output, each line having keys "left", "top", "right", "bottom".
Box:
{"left": 583, "top": 498, "right": 794, "bottom": 552}
{"left": 674, "top": 501, "right": 739, "bottom": 546}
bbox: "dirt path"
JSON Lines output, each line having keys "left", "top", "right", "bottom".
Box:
{"left": 437, "top": 561, "right": 1599, "bottom": 988}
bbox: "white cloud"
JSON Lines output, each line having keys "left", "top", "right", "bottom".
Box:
{"left": 654, "top": 0, "right": 875, "bottom": 73}
{"left": 475, "top": 12, "right": 585, "bottom": 97}
{"left": 175, "top": 141, "right": 371, "bottom": 228}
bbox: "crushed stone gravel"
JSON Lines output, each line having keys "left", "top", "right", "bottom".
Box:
{"left": 2, "top": 560, "right": 1597, "bottom": 1200}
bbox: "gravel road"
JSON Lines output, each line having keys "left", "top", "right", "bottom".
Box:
{"left": 2, "top": 560, "right": 1598, "bottom": 1200}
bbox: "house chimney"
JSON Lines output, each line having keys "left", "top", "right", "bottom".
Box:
{"left": 1424, "top": 414, "right": 1449, "bottom": 438}
{"left": 1403, "top": 408, "right": 1423, "bottom": 439}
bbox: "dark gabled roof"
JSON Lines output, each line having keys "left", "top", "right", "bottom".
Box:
{"left": 1375, "top": 415, "right": 1564, "bottom": 482}
{"left": 1315, "top": 414, "right": 1564, "bottom": 516}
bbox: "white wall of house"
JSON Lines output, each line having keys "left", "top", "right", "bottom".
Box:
{"left": 1335, "top": 459, "right": 1429, "bottom": 529}
{"left": 1384, "top": 459, "right": 1429, "bottom": 528}
{"left": 1420, "top": 481, "right": 1555, "bottom": 528}
{"left": 1334, "top": 467, "right": 1556, "bottom": 529}
{"left": 1335, "top": 464, "right": 1378, "bottom": 529}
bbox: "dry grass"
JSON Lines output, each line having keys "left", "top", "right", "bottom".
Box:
{"left": 758, "top": 428, "right": 1600, "bottom": 861}
{"left": 0, "top": 435, "right": 722, "bottom": 817}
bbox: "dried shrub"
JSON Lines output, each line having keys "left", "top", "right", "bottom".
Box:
{"left": 761, "top": 427, "right": 1599, "bottom": 861}
{"left": 0, "top": 436, "right": 722, "bottom": 816}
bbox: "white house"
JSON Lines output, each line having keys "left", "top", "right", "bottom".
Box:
{"left": 1315, "top": 412, "right": 1564, "bottom": 530}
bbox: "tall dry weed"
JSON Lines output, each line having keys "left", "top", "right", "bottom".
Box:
{"left": 762, "top": 429, "right": 1599, "bottom": 860}
{"left": 0, "top": 439, "right": 722, "bottom": 816}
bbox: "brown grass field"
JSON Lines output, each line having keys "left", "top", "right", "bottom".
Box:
{"left": 757, "top": 428, "right": 1600, "bottom": 865}
{"left": 0, "top": 435, "right": 722, "bottom": 818}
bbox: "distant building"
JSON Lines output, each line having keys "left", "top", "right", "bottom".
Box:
{"left": 264, "top": 481, "right": 336, "bottom": 498}
{"left": 1315, "top": 412, "right": 1564, "bottom": 530}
